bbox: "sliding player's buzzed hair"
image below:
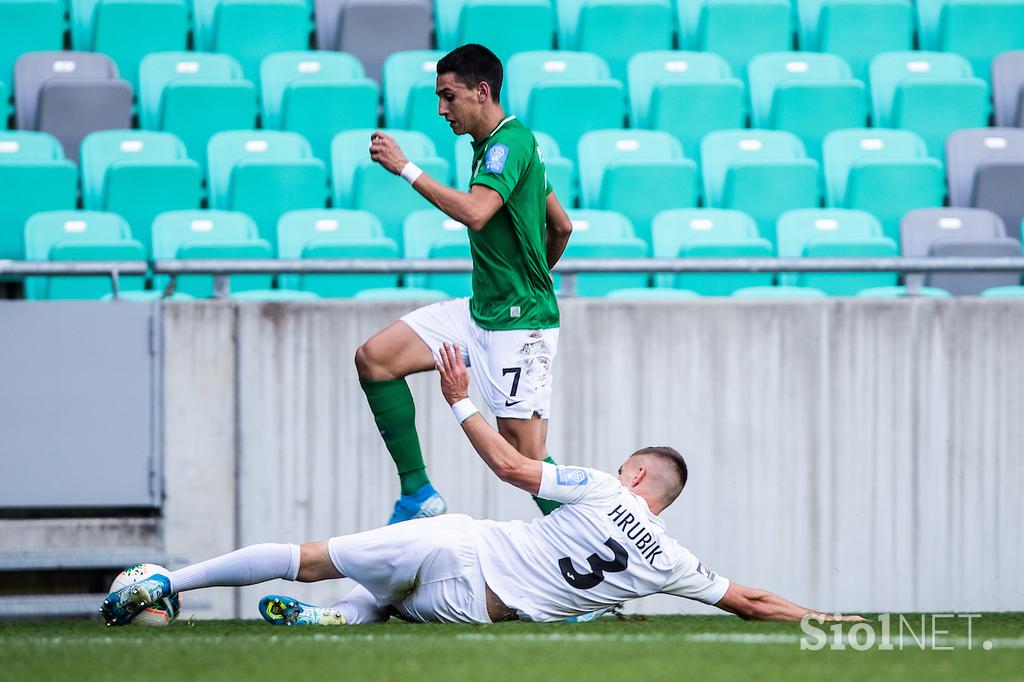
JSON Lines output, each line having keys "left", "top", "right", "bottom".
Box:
{"left": 437, "top": 44, "right": 503, "bottom": 102}
{"left": 630, "top": 446, "right": 689, "bottom": 504}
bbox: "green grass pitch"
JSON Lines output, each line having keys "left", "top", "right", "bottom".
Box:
{"left": 2, "top": 614, "right": 1022, "bottom": 681}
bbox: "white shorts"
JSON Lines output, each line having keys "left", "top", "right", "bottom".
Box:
{"left": 401, "top": 297, "right": 559, "bottom": 419}
{"left": 327, "top": 514, "right": 491, "bottom": 624}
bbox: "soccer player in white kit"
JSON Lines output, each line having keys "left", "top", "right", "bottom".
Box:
{"left": 101, "top": 343, "right": 862, "bottom": 626}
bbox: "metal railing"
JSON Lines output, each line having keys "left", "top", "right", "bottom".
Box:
{"left": 5, "top": 257, "right": 1024, "bottom": 298}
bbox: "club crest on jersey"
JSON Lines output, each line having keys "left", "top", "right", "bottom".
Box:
{"left": 485, "top": 143, "right": 509, "bottom": 173}
{"left": 556, "top": 467, "right": 589, "bottom": 486}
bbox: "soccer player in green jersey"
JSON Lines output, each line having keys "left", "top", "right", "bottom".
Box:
{"left": 361, "top": 44, "right": 573, "bottom": 524}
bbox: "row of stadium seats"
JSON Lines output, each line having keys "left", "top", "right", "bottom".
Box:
{"left": 18, "top": 205, "right": 1023, "bottom": 300}
{"left": 3, "top": 0, "right": 1024, "bottom": 86}
{"left": 5, "top": 48, "right": 1024, "bottom": 172}
{"left": 3, "top": 124, "right": 1021, "bottom": 260}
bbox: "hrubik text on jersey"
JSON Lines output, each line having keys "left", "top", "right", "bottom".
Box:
{"left": 607, "top": 505, "right": 663, "bottom": 565}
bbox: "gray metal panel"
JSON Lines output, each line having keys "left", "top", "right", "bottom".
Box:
{"left": 0, "top": 301, "right": 159, "bottom": 508}
{"left": 0, "top": 548, "right": 175, "bottom": 571}
{"left": 0, "top": 594, "right": 108, "bottom": 619}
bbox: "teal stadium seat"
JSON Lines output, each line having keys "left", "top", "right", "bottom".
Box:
{"left": 504, "top": 51, "right": 625, "bottom": 163}
{"left": 353, "top": 287, "right": 448, "bottom": 300}
{"left": 796, "top": 0, "right": 913, "bottom": 79}
{"left": 402, "top": 209, "right": 472, "bottom": 296}
{"left": 915, "top": 0, "right": 1024, "bottom": 81}
{"left": 70, "top": 0, "right": 189, "bottom": 90}
{"left": 732, "top": 285, "right": 826, "bottom": 297}
{"left": 605, "top": 287, "right": 700, "bottom": 298}
{"left": 80, "top": 130, "right": 203, "bottom": 259}
{"left": 101, "top": 290, "right": 196, "bottom": 301}
{"left": 677, "top": 0, "right": 794, "bottom": 77}
{"left": 627, "top": 51, "right": 745, "bottom": 166}
{"left": 0, "top": 0, "right": 64, "bottom": 87}
{"left": 651, "top": 208, "right": 774, "bottom": 294}
{"left": 191, "top": 0, "right": 310, "bottom": 84}
{"left": 555, "top": 0, "right": 673, "bottom": 82}
{"left": 748, "top": 52, "right": 867, "bottom": 162}
{"left": 577, "top": 129, "right": 696, "bottom": 247}
{"left": 823, "top": 128, "right": 945, "bottom": 243}
{"left": 700, "top": 130, "right": 820, "bottom": 245}
{"left": 775, "top": 208, "right": 898, "bottom": 294}
{"left": 331, "top": 129, "right": 449, "bottom": 246}
{"left": 0, "top": 132, "right": 77, "bottom": 262}
{"left": 139, "top": 52, "right": 258, "bottom": 167}
{"left": 24, "top": 210, "right": 146, "bottom": 300}
{"left": 455, "top": 130, "right": 576, "bottom": 205}
{"left": 152, "top": 209, "right": 273, "bottom": 297}
{"left": 260, "top": 51, "right": 379, "bottom": 164}
{"left": 869, "top": 52, "right": 988, "bottom": 158}
{"left": 231, "top": 289, "right": 320, "bottom": 300}
{"left": 435, "top": 0, "right": 554, "bottom": 64}
{"left": 382, "top": 51, "right": 456, "bottom": 170}
{"left": 207, "top": 131, "right": 329, "bottom": 254}
{"left": 558, "top": 209, "right": 649, "bottom": 296}
{"left": 277, "top": 208, "right": 401, "bottom": 297}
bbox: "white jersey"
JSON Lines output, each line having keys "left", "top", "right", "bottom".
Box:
{"left": 471, "top": 463, "right": 730, "bottom": 621}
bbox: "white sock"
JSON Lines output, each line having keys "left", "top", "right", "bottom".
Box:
{"left": 168, "top": 543, "right": 301, "bottom": 593}
{"left": 330, "top": 584, "right": 387, "bottom": 624}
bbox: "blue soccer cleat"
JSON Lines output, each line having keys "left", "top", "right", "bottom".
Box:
{"left": 259, "top": 595, "right": 347, "bottom": 626}
{"left": 387, "top": 483, "right": 447, "bottom": 525}
{"left": 100, "top": 573, "right": 172, "bottom": 626}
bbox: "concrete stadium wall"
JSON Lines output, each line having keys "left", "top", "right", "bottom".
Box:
{"left": 162, "top": 299, "right": 1024, "bottom": 619}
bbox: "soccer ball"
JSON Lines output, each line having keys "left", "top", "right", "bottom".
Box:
{"left": 109, "top": 563, "right": 181, "bottom": 626}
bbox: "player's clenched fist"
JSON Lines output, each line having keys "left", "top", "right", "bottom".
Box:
{"left": 368, "top": 131, "right": 409, "bottom": 175}
{"left": 436, "top": 342, "right": 469, "bottom": 405}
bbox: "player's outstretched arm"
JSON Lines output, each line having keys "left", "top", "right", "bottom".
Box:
{"left": 369, "top": 131, "right": 503, "bottom": 231}
{"left": 545, "top": 191, "right": 572, "bottom": 270}
{"left": 714, "top": 582, "right": 865, "bottom": 622}
{"left": 436, "top": 341, "right": 543, "bottom": 495}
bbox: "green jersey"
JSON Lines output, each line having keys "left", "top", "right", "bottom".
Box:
{"left": 468, "top": 115, "right": 560, "bottom": 331}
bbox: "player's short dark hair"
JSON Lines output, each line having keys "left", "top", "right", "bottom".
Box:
{"left": 436, "top": 44, "right": 503, "bottom": 102}
{"left": 630, "top": 446, "right": 688, "bottom": 500}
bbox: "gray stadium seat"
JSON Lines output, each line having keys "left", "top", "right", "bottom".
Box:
{"left": 946, "top": 128, "right": 1024, "bottom": 240}
{"left": 315, "top": 0, "right": 433, "bottom": 82}
{"left": 900, "top": 208, "right": 1014, "bottom": 292}
{"left": 927, "top": 238, "right": 1021, "bottom": 295}
{"left": 991, "top": 50, "right": 1024, "bottom": 127}
{"left": 14, "top": 51, "right": 132, "bottom": 162}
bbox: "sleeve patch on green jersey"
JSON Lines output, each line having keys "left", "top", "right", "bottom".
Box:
{"left": 485, "top": 143, "right": 510, "bottom": 173}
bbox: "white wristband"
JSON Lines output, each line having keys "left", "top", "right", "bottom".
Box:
{"left": 451, "top": 398, "right": 479, "bottom": 424}
{"left": 400, "top": 161, "right": 423, "bottom": 185}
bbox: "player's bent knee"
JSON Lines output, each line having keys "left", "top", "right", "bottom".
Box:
{"left": 296, "top": 541, "right": 342, "bottom": 582}
{"left": 354, "top": 342, "right": 386, "bottom": 381}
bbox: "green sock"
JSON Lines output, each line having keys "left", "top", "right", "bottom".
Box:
{"left": 360, "top": 378, "right": 430, "bottom": 496}
{"left": 533, "top": 456, "right": 563, "bottom": 515}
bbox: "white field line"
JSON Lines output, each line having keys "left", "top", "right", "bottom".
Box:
{"left": 2, "top": 632, "right": 1023, "bottom": 649}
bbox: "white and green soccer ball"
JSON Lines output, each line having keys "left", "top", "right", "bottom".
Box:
{"left": 109, "top": 563, "right": 181, "bottom": 626}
